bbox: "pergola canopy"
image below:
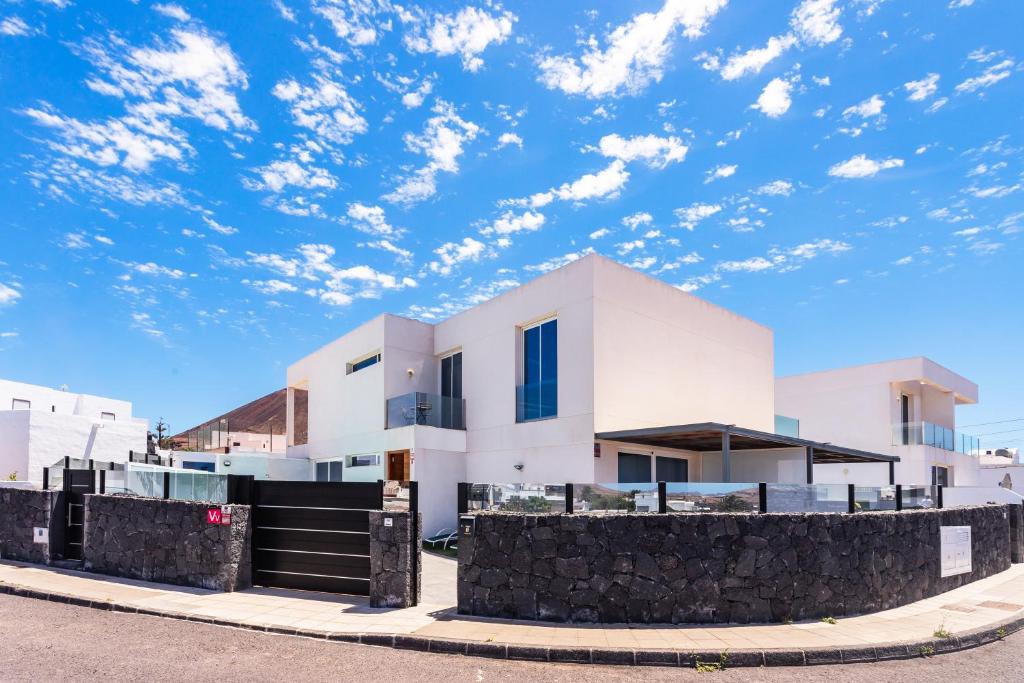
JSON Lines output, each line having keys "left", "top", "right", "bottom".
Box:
{"left": 596, "top": 422, "right": 898, "bottom": 466}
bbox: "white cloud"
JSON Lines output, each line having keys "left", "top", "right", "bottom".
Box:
{"left": 94, "top": 234, "right": 115, "bottom": 245}
{"left": 790, "top": 0, "right": 843, "bottom": 47}
{"left": 926, "top": 97, "right": 949, "bottom": 113}
{"left": 970, "top": 184, "right": 1021, "bottom": 199}
{"left": 403, "top": 6, "right": 516, "bottom": 72}
{"left": 675, "top": 202, "right": 722, "bottom": 229}
{"left": 383, "top": 101, "right": 480, "bottom": 204}
{"left": 430, "top": 237, "right": 486, "bottom": 276}
{"left": 0, "top": 283, "right": 22, "bottom": 306}
{"left": 0, "top": 17, "right": 33, "bottom": 37}
{"left": 0, "top": 331, "right": 18, "bottom": 339}
{"left": 622, "top": 212, "right": 653, "bottom": 229}
{"left": 202, "top": 216, "right": 238, "bottom": 235}
{"left": 480, "top": 210, "right": 546, "bottom": 237}
{"left": 617, "top": 239, "right": 645, "bottom": 254}
{"left": 828, "top": 154, "right": 904, "bottom": 178}
{"left": 893, "top": 255, "right": 913, "bottom": 265}
{"left": 347, "top": 203, "right": 401, "bottom": 237}
{"left": 596, "top": 133, "right": 688, "bottom": 168}
{"left": 273, "top": 1, "right": 296, "bottom": 22}
{"left": 28, "top": 158, "right": 192, "bottom": 208}
{"left": 62, "top": 232, "right": 90, "bottom": 249}
{"left": 589, "top": 228, "right": 611, "bottom": 239}
{"left": 955, "top": 58, "right": 1015, "bottom": 94}
{"left": 536, "top": 0, "right": 728, "bottom": 98}
{"left": 272, "top": 76, "right": 367, "bottom": 145}
{"left": 247, "top": 158, "right": 336, "bottom": 193}
{"left": 132, "top": 262, "right": 185, "bottom": 278}
{"left": 555, "top": 160, "right": 630, "bottom": 202}
{"left": 312, "top": 0, "right": 385, "bottom": 46}
{"left": 401, "top": 79, "right": 433, "bottom": 109}
{"left": 496, "top": 132, "right": 523, "bottom": 149}
{"left": 719, "top": 35, "right": 796, "bottom": 81}
{"left": 813, "top": 75, "right": 831, "bottom": 86}
{"left": 152, "top": 4, "right": 190, "bottom": 22}
{"left": 704, "top": 163, "right": 737, "bottom": 184}
{"left": 949, "top": 0, "right": 976, "bottom": 7}
{"left": 842, "top": 94, "right": 885, "bottom": 119}
{"left": 361, "top": 239, "right": 413, "bottom": 262}
{"left": 751, "top": 77, "right": 792, "bottom": 118}
{"left": 755, "top": 180, "right": 794, "bottom": 196}
{"left": 904, "top": 73, "right": 940, "bottom": 101}
{"left": 245, "top": 279, "right": 298, "bottom": 295}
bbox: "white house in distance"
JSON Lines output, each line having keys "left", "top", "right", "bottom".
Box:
{"left": 286, "top": 254, "right": 896, "bottom": 534}
{"left": 776, "top": 358, "right": 981, "bottom": 487}
{"left": 0, "top": 378, "right": 148, "bottom": 483}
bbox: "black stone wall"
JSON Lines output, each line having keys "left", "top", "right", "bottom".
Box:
{"left": 457, "top": 506, "right": 1012, "bottom": 624}
{"left": 82, "top": 494, "right": 252, "bottom": 591}
{"left": 0, "top": 487, "right": 62, "bottom": 564}
{"left": 369, "top": 511, "right": 421, "bottom": 608}
{"left": 1009, "top": 504, "right": 1024, "bottom": 564}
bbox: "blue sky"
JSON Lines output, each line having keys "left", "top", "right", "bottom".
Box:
{"left": 0, "top": 0, "right": 1021, "bottom": 446}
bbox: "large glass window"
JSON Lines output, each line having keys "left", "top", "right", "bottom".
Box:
{"left": 440, "top": 351, "right": 464, "bottom": 429}
{"left": 656, "top": 456, "right": 688, "bottom": 482}
{"left": 519, "top": 318, "right": 557, "bottom": 421}
{"left": 618, "top": 452, "right": 652, "bottom": 483}
{"left": 315, "top": 460, "right": 344, "bottom": 482}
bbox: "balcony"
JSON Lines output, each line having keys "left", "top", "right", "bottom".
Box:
{"left": 385, "top": 392, "right": 465, "bottom": 430}
{"left": 516, "top": 380, "right": 558, "bottom": 423}
{"left": 892, "top": 421, "right": 980, "bottom": 455}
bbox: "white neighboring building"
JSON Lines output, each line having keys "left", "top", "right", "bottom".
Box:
{"left": 977, "top": 448, "right": 1024, "bottom": 496}
{"left": 0, "top": 379, "right": 148, "bottom": 483}
{"left": 776, "top": 357, "right": 981, "bottom": 486}
{"left": 287, "top": 254, "right": 895, "bottom": 534}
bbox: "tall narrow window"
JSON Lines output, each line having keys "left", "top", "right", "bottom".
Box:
{"left": 519, "top": 318, "right": 557, "bottom": 421}
{"left": 900, "top": 394, "right": 911, "bottom": 445}
{"left": 440, "top": 351, "right": 464, "bottom": 429}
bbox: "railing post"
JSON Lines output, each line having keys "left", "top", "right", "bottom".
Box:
{"left": 895, "top": 484, "right": 903, "bottom": 511}
{"left": 64, "top": 456, "right": 70, "bottom": 469}
{"left": 848, "top": 484, "right": 856, "bottom": 513}
{"left": 457, "top": 482, "right": 469, "bottom": 514}
{"left": 564, "top": 483, "right": 574, "bottom": 514}
{"left": 888, "top": 461, "right": 895, "bottom": 485}
{"left": 42, "top": 468, "right": 49, "bottom": 491}
{"left": 658, "top": 481, "right": 667, "bottom": 514}
{"left": 88, "top": 459, "right": 94, "bottom": 470}
{"left": 937, "top": 485, "right": 944, "bottom": 509}
{"left": 129, "top": 451, "right": 134, "bottom": 463}
{"left": 163, "top": 471, "right": 171, "bottom": 499}
{"left": 758, "top": 483, "right": 768, "bottom": 513}
{"left": 409, "top": 480, "right": 419, "bottom": 606}
{"left": 377, "top": 479, "right": 385, "bottom": 510}
{"left": 99, "top": 469, "right": 106, "bottom": 495}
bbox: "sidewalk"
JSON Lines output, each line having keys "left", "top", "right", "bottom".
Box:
{"left": 2, "top": 556, "right": 1022, "bottom": 667}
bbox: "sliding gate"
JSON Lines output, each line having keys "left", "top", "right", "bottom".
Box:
{"left": 251, "top": 480, "right": 382, "bottom": 595}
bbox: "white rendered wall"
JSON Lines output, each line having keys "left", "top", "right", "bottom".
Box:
{"left": 0, "top": 410, "right": 30, "bottom": 481}
{"left": 591, "top": 256, "right": 775, "bottom": 434}
{"left": 412, "top": 447, "right": 467, "bottom": 536}
{"left": 0, "top": 378, "right": 134, "bottom": 420}
{"left": 434, "top": 255, "right": 598, "bottom": 485}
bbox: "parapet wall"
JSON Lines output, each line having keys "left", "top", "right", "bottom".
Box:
{"left": 0, "top": 487, "right": 62, "bottom": 564}
{"left": 82, "top": 494, "right": 253, "bottom": 591}
{"left": 457, "top": 505, "right": 1013, "bottom": 624}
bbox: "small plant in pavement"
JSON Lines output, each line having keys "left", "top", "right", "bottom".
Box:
{"left": 820, "top": 616, "right": 837, "bottom": 625}
{"left": 919, "top": 645, "right": 935, "bottom": 656}
{"left": 933, "top": 624, "right": 952, "bottom": 639}
{"left": 694, "top": 652, "right": 728, "bottom": 673}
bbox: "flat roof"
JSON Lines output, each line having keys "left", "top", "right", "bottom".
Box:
{"left": 595, "top": 422, "right": 899, "bottom": 465}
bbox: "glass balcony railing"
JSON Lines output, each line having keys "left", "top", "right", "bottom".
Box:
{"left": 385, "top": 392, "right": 465, "bottom": 430}
{"left": 515, "top": 380, "right": 557, "bottom": 422}
{"left": 892, "top": 421, "right": 980, "bottom": 455}
{"left": 774, "top": 414, "right": 800, "bottom": 438}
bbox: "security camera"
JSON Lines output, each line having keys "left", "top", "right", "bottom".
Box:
{"left": 513, "top": 463, "right": 524, "bottom": 471}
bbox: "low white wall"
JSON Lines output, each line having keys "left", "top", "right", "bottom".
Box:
{"left": 977, "top": 465, "right": 1024, "bottom": 496}
{"left": 25, "top": 411, "right": 145, "bottom": 483}
{"left": 0, "top": 411, "right": 30, "bottom": 482}
{"left": 413, "top": 447, "right": 466, "bottom": 537}
{"left": 943, "top": 486, "right": 1024, "bottom": 507}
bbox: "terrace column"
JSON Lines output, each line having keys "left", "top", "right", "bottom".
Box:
{"left": 889, "top": 460, "right": 895, "bottom": 485}
{"left": 721, "top": 430, "right": 731, "bottom": 482}
{"left": 806, "top": 447, "right": 814, "bottom": 484}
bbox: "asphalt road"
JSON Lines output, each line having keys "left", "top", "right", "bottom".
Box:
{"left": 1, "top": 593, "right": 1020, "bottom": 682}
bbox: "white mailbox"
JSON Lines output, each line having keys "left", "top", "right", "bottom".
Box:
{"left": 940, "top": 526, "right": 972, "bottom": 578}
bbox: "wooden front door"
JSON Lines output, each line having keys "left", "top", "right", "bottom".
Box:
{"left": 387, "top": 450, "right": 410, "bottom": 481}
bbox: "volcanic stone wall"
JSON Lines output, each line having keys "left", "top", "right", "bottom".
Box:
{"left": 457, "top": 505, "right": 1012, "bottom": 624}
{"left": 82, "top": 494, "right": 252, "bottom": 591}
{"left": 0, "top": 487, "right": 62, "bottom": 564}
{"left": 369, "top": 511, "right": 421, "bottom": 608}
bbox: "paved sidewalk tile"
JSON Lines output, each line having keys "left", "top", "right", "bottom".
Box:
{"left": 1, "top": 559, "right": 1022, "bottom": 656}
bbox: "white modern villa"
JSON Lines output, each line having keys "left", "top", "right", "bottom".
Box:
{"left": 285, "top": 254, "right": 906, "bottom": 533}
{"left": 0, "top": 379, "right": 148, "bottom": 483}
{"left": 777, "top": 358, "right": 982, "bottom": 487}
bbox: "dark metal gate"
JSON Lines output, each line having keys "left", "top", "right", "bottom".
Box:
{"left": 251, "top": 480, "right": 382, "bottom": 595}
{"left": 62, "top": 469, "right": 96, "bottom": 560}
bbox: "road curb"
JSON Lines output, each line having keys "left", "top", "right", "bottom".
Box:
{"left": 2, "top": 581, "right": 1022, "bottom": 668}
